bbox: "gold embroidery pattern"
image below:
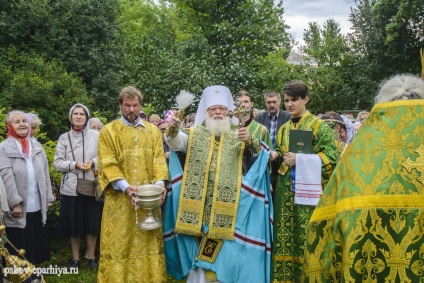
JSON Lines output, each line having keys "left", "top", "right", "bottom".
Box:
{"left": 272, "top": 112, "right": 339, "bottom": 282}
{"left": 197, "top": 236, "right": 224, "bottom": 263}
{"left": 175, "top": 126, "right": 243, "bottom": 239}
{"left": 303, "top": 101, "right": 424, "bottom": 282}
{"left": 402, "top": 144, "right": 424, "bottom": 186}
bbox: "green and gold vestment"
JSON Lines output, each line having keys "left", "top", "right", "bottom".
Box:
{"left": 176, "top": 125, "right": 244, "bottom": 240}
{"left": 247, "top": 119, "right": 273, "bottom": 149}
{"left": 272, "top": 111, "right": 339, "bottom": 283}
{"left": 302, "top": 100, "right": 424, "bottom": 282}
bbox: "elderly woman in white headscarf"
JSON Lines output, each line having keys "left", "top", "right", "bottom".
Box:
{"left": 0, "top": 110, "right": 55, "bottom": 264}
{"left": 339, "top": 115, "right": 355, "bottom": 144}
{"left": 53, "top": 103, "right": 102, "bottom": 270}
{"left": 87, "top": 117, "right": 103, "bottom": 132}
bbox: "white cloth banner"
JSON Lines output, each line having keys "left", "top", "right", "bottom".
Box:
{"left": 294, "top": 154, "right": 322, "bottom": 206}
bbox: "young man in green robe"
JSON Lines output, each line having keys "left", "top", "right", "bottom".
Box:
{"left": 269, "top": 80, "right": 339, "bottom": 282}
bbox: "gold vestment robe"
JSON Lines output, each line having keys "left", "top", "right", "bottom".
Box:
{"left": 97, "top": 120, "right": 169, "bottom": 283}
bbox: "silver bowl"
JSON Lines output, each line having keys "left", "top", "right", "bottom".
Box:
{"left": 134, "top": 184, "right": 165, "bottom": 230}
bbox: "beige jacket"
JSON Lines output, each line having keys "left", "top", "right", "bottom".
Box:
{"left": 53, "top": 128, "right": 99, "bottom": 196}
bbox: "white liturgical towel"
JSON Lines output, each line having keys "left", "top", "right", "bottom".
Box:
{"left": 294, "top": 153, "right": 322, "bottom": 206}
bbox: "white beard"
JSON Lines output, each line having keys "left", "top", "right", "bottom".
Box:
{"left": 205, "top": 115, "right": 231, "bottom": 136}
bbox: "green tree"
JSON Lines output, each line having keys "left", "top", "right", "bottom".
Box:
{"left": 297, "top": 19, "right": 363, "bottom": 113}
{"left": 117, "top": 0, "right": 292, "bottom": 114}
{"left": 118, "top": 0, "right": 184, "bottom": 113}
{"left": 0, "top": 108, "right": 7, "bottom": 141}
{"left": 0, "top": 0, "right": 123, "bottom": 119}
{"left": 169, "top": 0, "right": 291, "bottom": 93}
{"left": 0, "top": 47, "right": 91, "bottom": 140}
{"left": 349, "top": 0, "right": 423, "bottom": 82}
{"left": 302, "top": 19, "right": 350, "bottom": 67}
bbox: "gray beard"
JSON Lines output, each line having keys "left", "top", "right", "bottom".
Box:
{"left": 205, "top": 115, "right": 231, "bottom": 136}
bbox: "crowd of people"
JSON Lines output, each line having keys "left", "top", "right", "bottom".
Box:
{"left": 0, "top": 73, "right": 422, "bottom": 283}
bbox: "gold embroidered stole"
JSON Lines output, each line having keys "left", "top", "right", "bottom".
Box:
{"left": 247, "top": 121, "right": 261, "bottom": 138}
{"left": 175, "top": 126, "right": 244, "bottom": 240}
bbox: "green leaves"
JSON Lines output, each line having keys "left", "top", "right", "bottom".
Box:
{"left": 0, "top": 47, "right": 90, "bottom": 140}
{"left": 0, "top": 0, "right": 123, "bottom": 122}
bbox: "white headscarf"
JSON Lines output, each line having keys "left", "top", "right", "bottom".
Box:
{"left": 194, "top": 85, "right": 238, "bottom": 126}
{"left": 341, "top": 115, "right": 355, "bottom": 144}
{"left": 69, "top": 103, "right": 90, "bottom": 127}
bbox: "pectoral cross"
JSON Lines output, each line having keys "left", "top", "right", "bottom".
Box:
{"left": 227, "top": 101, "right": 252, "bottom": 127}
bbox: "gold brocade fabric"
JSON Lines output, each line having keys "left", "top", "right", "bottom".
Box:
{"left": 335, "top": 139, "right": 347, "bottom": 157}
{"left": 272, "top": 112, "right": 339, "bottom": 283}
{"left": 175, "top": 126, "right": 244, "bottom": 240}
{"left": 247, "top": 120, "right": 273, "bottom": 149}
{"left": 303, "top": 100, "right": 424, "bottom": 282}
{"left": 97, "top": 120, "right": 169, "bottom": 283}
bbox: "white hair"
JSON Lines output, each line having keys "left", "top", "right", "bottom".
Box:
{"left": 205, "top": 115, "right": 231, "bottom": 136}
{"left": 30, "top": 113, "right": 42, "bottom": 127}
{"left": 88, "top": 117, "right": 103, "bottom": 127}
{"left": 357, "top": 111, "right": 369, "bottom": 118}
{"left": 7, "top": 110, "right": 26, "bottom": 123}
{"left": 375, "top": 74, "right": 424, "bottom": 103}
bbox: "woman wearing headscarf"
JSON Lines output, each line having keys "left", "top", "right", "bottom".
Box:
{"left": 0, "top": 110, "right": 55, "bottom": 264}
{"left": 340, "top": 115, "right": 355, "bottom": 144}
{"left": 87, "top": 118, "right": 103, "bottom": 132}
{"left": 53, "top": 104, "right": 102, "bottom": 269}
{"left": 321, "top": 111, "right": 348, "bottom": 157}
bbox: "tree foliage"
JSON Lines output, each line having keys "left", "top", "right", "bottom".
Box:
{"left": 299, "top": 0, "right": 423, "bottom": 114}
{"left": 349, "top": 0, "right": 423, "bottom": 82}
{"left": 117, "top": 0, "right": 292, "bottom": 113}
{"left": 302, "top": 19, "right": 350, "bottom": 67}
{"left": 299, "top": 19, "right": 361, "bottom": 113}
{"left": 0, "top": 0, "right": 123, "bottom": 119}
{"left": 170, "top": 0, "right": 291, "bottom": 90}
{"left": 0, "top": 47, "right": 90, "bottom": 140}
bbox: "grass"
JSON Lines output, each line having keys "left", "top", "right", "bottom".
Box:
{"left": 36, "top": 233, "right": 185, "bottom": 282}
{"left": 24, "top": 202, "right": 97, "bottom": 283}
{"left": 39, "top": 236, "right": 97, "bottom": 283}
{"left": 19, "top": 203, "right": 187, "bottom": 282}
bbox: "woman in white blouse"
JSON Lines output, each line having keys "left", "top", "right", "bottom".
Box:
{"left": 0, "top": 110, "right": 55, "bottom": 264}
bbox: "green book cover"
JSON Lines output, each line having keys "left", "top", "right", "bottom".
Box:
{"left": 289, "top": 129, "right": 313, "bottom": 154}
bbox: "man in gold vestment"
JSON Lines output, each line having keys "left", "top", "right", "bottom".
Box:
{"left": 303, "top": 74, "right": 424, "bottom": 282}
{"left": 97, "top": 86, "right": 169, "bottom": 282}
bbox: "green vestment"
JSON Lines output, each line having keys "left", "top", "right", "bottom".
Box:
{"left": 247, "top": 119, "right": 273, "bottom": 150}
{"left": 176, "top": 125, "right": 244, "bottom": 240}
{"left": 303, "top": 100, "right": 424, "bottom": 282}
{"left": 272, "top": 111, "right": 339, "bottom": 283}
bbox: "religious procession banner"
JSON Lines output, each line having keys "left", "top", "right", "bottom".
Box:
{"left": 164, "top": 146, "right": 273, "bottom": 283}
{"left": 302, "top": 100, "right": 424, "bottom": 282}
